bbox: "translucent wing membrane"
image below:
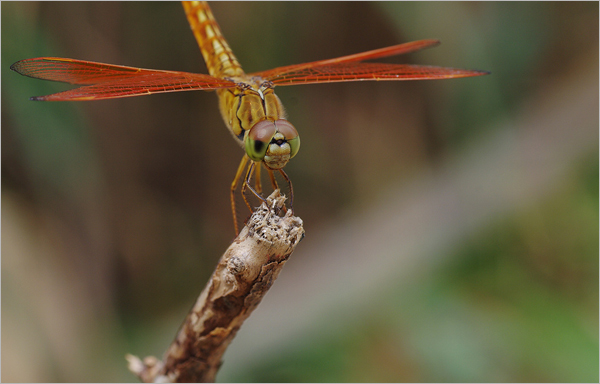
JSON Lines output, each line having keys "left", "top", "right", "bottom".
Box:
{"left": 10, "top": 58, "right": 235, "bottom": 101}
{"left": 251, "top": 39, "right": 442, "bottom": 80}
{"left": 263, "top": 63, "right": 490, "bottom": 86}
{"left": 11, "top": 39, "right": 489, "bottom": 100}
{"left": 250, "top": 39, "right": 488, "bottom": 86}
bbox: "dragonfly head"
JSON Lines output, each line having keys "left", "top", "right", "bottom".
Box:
{"left": 245, "top": 119, "right": 300, "bottom": 169}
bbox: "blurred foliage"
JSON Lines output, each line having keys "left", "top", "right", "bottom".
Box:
{"left": 233, "top": 157, "right": 599, "bottom": 383}
{"left": 2, "top": 1, "right": 598, "bottom": 382}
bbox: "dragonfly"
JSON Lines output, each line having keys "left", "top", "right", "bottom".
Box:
{"left": 11, "top": 1, "right": 489, "bottom": 235}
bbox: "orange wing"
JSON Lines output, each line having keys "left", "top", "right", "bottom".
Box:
{"left": 251, "top": 39, "right": 489, "bottom": 85}
{"left": 262, "top": 63, "right": 489, "bottom": 86}
{"left": 10, "top": 57, "right": 235, "bottom": 101}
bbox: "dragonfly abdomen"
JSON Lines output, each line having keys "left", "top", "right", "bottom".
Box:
{"left": 182, "top": 1, "right": 244, "bottom": 78}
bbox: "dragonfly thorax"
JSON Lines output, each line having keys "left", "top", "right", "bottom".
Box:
{"left": 245, "top": 119, "right": 300, "bottom": 169}
{"left": 217, "top": 80, "right": 283, "bottom": 139}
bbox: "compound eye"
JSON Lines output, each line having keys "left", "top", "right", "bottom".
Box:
{"left": 245, "top": 120, "right": 277, "bottom": 161}
{"left": 275, "top": 120, "right": 300, "bottom": 158}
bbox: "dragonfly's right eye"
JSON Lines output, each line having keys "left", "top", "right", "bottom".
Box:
{"left": 245, "top": 120, "right": 277, "bottom": 161}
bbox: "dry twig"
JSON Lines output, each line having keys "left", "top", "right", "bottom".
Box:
{"left": 127, "top": 190, "right": 304, "bottom": 382}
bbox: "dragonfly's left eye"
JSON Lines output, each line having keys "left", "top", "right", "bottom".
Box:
{"left": 275, "top": 120, "right": 300, "bottom": 158}
{"left": 246, "top": 120, "right": 277, "bottom": 161}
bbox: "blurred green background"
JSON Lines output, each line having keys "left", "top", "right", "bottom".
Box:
{"left": 2, "top": 2, "right": 598, "bottom": 382}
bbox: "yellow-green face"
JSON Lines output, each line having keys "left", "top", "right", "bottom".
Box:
{"left": 245, "top": 119, "right": 300, "bottom": 169}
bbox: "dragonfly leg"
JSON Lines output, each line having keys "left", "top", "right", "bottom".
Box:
{"left": 230, "top": 156, "right": 288, "bottom": 236}
{"left": 266, "top": 166, "right": 278, "bottom": 191}
{"left": 278, "top": 168, "right": 294, "bottom": 213}
{"left": 231, "top": 154, "right": 250, "bottom": 235}
{"left": 240, "top": 162, "right": 254, "bottom": 215}
{"left": 243, "top": 162, "right": 268, "bottom": 205}
{"left": 254, "top": 163, "right": 262, "bottom": 194}
{"left": 265, "top": 167, "right": 286, "bottom": 214}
